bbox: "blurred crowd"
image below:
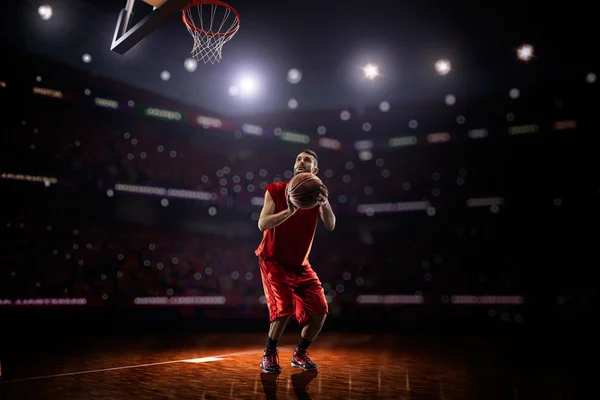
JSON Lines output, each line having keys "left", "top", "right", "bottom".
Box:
{"left": 2, "top": 211, "right": 528, "bottom": 309}
{"left": 1, "top": 62, "right": 598, "bottom": 320}
{"left": 8, "top": 99, "right": 505, "bottom": 210}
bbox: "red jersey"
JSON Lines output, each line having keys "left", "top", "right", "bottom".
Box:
{"left": 255, "top": 181, "right": 320, "bottom": 266}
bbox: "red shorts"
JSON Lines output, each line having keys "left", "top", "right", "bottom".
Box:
{"left": 258, "top": 257, "right": 329, "bottom": 326}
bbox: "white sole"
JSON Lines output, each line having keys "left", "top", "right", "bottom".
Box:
{"left": 291, "top": 362, "right": 317, "bottom": 371}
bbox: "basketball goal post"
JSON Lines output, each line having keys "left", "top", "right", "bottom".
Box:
{"left": 111, "top": 0, "right": 240, "bottom": 64}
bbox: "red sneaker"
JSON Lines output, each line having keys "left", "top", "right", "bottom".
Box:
{"left": 260, "top": 348, "right": 281, "bottom": 374}
{"left": 291, "top": 348, "right": 318, "bottom": 371}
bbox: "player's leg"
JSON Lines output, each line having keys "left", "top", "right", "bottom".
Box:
{"left": 290, "top": 268, "right": 329, "bottom": 370}
{"left": 262, "top": 315, "right": 292, "bottom": 373}
{"left": 267, "top": 315, "right": 292, "bottom": 346}
{"left": 300, "top": 313, "right": 327, "bottom": 342}
{"left": 258, "top": 257, "right": 294, "bottom": 373}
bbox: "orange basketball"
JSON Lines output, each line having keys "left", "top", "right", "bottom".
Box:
{"left": 288, "top": 172, "right": 323, "bottom": 209}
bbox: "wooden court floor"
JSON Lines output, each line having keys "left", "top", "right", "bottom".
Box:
{"left": 0, "top": 332, "right": 588, "bottom": 399}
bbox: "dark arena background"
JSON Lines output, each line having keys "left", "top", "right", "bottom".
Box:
{"left": 0, "top": 1, "right": 598, "bottom": 399}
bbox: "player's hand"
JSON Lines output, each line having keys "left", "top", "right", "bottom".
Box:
{"left": 317, "top": 184, "right": 329, "bottom": 207}
{"left": 286, "top": 188, "right": 298, "bottom": 216}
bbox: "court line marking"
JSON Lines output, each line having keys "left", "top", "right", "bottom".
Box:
{"left": 0, "top": 346, "right": 292, "bottom": 383}
{"left": 181, "top": 356, "right": 225, "bottom": 363}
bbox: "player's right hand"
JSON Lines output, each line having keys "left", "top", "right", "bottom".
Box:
{"left": 286, "top": 188, "right": 298, "bottom": 216}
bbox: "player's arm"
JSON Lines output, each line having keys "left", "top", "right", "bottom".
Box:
{"left": 317, "top": 185, "right": 336, "bottom": 231}
{"left": 258, "top": 190, "right": 297, "bottom": 232}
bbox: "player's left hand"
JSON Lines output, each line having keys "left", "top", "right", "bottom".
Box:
{"left": 317, "top": 184, "right": 329, "bottom": 207}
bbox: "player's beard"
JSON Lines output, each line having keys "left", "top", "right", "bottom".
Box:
{"left": 294, "top": 166, "right": 307, "bottom": 175}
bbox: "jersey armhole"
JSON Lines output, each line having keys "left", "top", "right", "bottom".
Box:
{"left": 265, "top": 183, "right": 278, "bottom": 201}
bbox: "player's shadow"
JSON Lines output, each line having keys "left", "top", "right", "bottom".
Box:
{"left": 260, "top": 370, "right": 318, "bottom": 399}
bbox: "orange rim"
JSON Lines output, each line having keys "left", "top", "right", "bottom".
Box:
{"left": 181, "top": 0, "right": 240, "bottom": 37}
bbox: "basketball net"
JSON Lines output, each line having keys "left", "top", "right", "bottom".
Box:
{"left": 182, "top": 0, "right": 240, "bottom": 64}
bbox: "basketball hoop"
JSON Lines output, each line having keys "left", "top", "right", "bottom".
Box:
{"left": 182, "top": 0, "right": 240, "bottom": 64}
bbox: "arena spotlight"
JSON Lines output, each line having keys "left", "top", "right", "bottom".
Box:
{"left": 435, "top": 59, "right": 452, "bottom": 76}
{"left": 38, "top": 5, "right": 53, "bottom": 20}
{"left": 238, "top": 75, "right": 258, "bottom": 96}
{"left": 184, "top": 58, "right": 198, "bottom": 72}
{"left": 517, "top": 44, "right": 534, "bottom": 61}
{"left": 288, "top": 98, "right": 299, "bottom": 109}
{"left": 362, "top": 64, "right": 379, "bottom": 80}
{"left": 287, "top": 68, "right": 302, "bottom": 84}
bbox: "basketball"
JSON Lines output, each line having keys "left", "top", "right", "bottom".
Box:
{"left": 288, "top": 172, "right": 323, "bottom": 209}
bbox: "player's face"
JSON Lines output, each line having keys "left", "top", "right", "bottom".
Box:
{"left": 294, "top": 153, "right": 317, "bottom": 175}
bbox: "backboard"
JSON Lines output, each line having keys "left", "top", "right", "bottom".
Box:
{"left": 111, "top": 0, "right": 190, "bottom": 55}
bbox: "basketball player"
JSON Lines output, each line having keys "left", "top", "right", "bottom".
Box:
{"left": 255, "top": 149, "right": 336, "bottom": 373}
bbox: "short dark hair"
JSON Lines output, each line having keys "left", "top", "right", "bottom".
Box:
{"left": 300, "top": 149, "right": 318, "bottom": 166}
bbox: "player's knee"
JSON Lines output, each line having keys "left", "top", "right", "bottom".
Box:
{"left": 312, "top": 313, "right": 327, "bottom": 322}
{"left": 272, "top": 314, "right": 292, "bottom": 325}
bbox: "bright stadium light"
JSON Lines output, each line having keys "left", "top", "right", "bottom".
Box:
{"left": 38, "top": 5, "right": 53, "bottom": 20}
{"left": 184, "top": 58, "right": 198, "bottom": 72}
{"left": 362, "top": 63, "right": 379, "bottom": 80}
{"left": 238, "top": 75, "right": 258, "bottom": 96}
{"left": 517, "top": 44, "right": 534, "bottom": 61}
{"left": 287, "top": 68, "right": 302, "bottom": 84}
{"left": 435, "top": 59, "right": 452, "bottom": 76}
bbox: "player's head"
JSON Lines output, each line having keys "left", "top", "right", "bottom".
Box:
{"left": 294, "top": 149, "right": 319, "bottom": 176}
